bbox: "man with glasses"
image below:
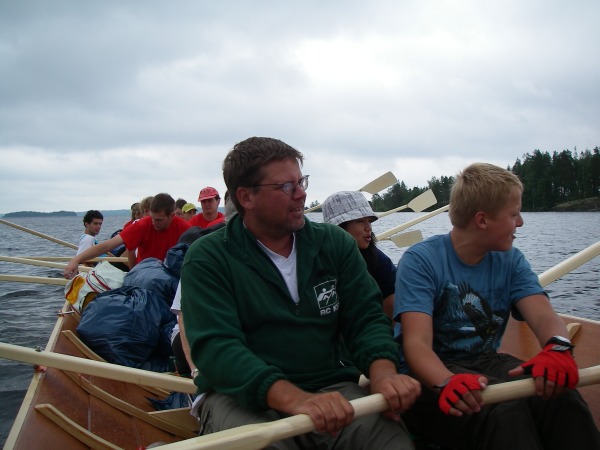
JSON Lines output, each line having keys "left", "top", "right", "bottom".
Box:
{"left": 180, "top": 137, "right": 420, "bottom": 449}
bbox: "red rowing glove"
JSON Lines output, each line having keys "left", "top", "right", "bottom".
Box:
{"left": 437, "top": 373, "right": 483, "bottom": 415}
{"left": 520, "top": 339, "right": 578, "bottom": 389}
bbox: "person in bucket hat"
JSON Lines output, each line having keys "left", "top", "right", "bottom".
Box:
{"left": 190, "top": 186, "right": 224, "bottom": 228}
{"left": 322, "top": 191, "right": 396, "bottom": 320}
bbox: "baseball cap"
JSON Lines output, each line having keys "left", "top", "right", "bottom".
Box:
{"left": 198, "top": 186, "right": 219, "bottom": 201}
{"left": 321, "top": 191, "right": 378, "bottom": 226}
{"left": 182, "top": 203, "right": 197, "bottom": 213}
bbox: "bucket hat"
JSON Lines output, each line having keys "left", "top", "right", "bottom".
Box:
{"left": 321, "top": 191, "right": 378, "bottom": 226}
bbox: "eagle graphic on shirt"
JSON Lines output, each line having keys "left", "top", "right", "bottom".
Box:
{"left": 433, "top": 281, "right": 505, "bottom": 359}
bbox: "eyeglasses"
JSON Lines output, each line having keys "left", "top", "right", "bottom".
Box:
{"left": 250, "top": 175, "right": 309, "bottom": 196}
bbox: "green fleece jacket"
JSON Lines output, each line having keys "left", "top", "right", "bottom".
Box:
{"left": 181, "top": 215, "right": 400, "bottom": 410}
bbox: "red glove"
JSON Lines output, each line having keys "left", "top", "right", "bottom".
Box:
{"left": 520, "top": 343, "right": 578, "bottom": 389}
{"left": 438, "top": 373, "right": 483, "bottom": 415}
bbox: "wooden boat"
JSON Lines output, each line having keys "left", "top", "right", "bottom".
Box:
{"left": 3, "top": 301, "right": 197, "bottom": 450}
{"left": 3, "top": 298, "right": 599, "bottom": 449}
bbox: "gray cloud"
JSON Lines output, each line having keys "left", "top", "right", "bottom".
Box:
{"left": 1, "top": 0, "right": 598, "bottom": 213}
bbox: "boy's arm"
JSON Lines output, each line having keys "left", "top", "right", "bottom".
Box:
{"left": 514, "top": 294, "right": 570, "bottom": 345}
{"left": 401, "top": 312, "right": 456, "bottom": 389}
{"left": 401, "top": 311, "right": 486, "bottom": 416}
{"left": 509, "top": 294, "right": 578, "bottom": 398}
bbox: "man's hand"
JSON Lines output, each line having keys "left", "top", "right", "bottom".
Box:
{"left": 266, "top": 380, "right": 355, "bottom": 434}
{"left": 286, "top": 390, "right": 355, "bottom": 434}
{"left": 368, "top": 359, "right": 421, "bottom": 422}
{"left": 437, "top": 373, "right": 487, "bottom": 416}
{"left": 508, "top": 341, "right": 578, "bottom": 399}
{"left": 369, "top": 372, "right": 421, "bottom": 422}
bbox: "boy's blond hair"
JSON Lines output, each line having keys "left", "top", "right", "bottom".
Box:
{"left": 449, "top": 162, "right": 523, "bottom": 228}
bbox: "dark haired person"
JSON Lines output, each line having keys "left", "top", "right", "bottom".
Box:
{"left": 189, "top": 186, "right": 224, "bottom": 228}
{"left": 181, "top": 137, "right": 420, "bottom": 449}
{"left": 175, "top": 197, "right": 188, "bottom": 218}
{"left": 64, "top": 193, "right": 191, "bottom": 277}
{"left": 322, "top": 191, "right": 396, "bottom": 320}
{"left": 76, "top": 210, "right": 105, "bottom": 266}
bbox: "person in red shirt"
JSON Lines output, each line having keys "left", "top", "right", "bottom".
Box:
{"left": 189, "top": 186, "right": 225, "bottom": 228}
{"left": 64, "top": 193, "right": 191, "bottom": 277}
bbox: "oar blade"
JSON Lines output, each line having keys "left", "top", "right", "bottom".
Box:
{"left": 305, "top": 172, "right": 398, "bottom": 214}
{"left": 377, "top": 189, "right": 438, "bottom": 218}
{"left": 359, "top": 171, "right": 397, "bottom": 194}
{"left": 407, "top": 189, "right": 437, "bottom": 212}
{"left": 390, "top": 230, "right": 423, "bottom": 248}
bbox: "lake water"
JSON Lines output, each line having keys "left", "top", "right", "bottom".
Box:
{"left": 0, "top": 212, "right": 599, "bottom": 445}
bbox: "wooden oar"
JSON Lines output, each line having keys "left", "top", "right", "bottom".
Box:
{"left": 155, "top": 365, "right": 600, "bottom": 450}
{"left": 377, "top": 189, "right": 437, "bottom": 218}
{"left": 0, "top": 274, "right": 69, "bottom": 286}
{"left": 17, "top": 256, "right": 128, "bottom": 263}
{"left": 389, "top": 230, "right": 423, "bottom": 248}
{"left": 538, "top": 240, "right": 600, "bottom": 287}
{"left": 0, "top": 256, "right": 92, "bottom": 273}
{"left": 305, "top": 171, "right": 397, "bottom": 213}
{"left": 0, "top": 219, "right": 78, "bottom": 250}
{"left": 376, "top": 204, "right": 450, "bottom": 241}
{"left": 0, "top": 342, "right": 196, "bottom": 394}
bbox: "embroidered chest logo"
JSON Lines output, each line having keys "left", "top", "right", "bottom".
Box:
{"left": 314, "top": 280, "right": 339, "bottom": 316}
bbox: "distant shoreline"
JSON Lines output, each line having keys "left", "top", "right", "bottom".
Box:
{"left": 1, "top": 210, "right": 129, "bottom": 218}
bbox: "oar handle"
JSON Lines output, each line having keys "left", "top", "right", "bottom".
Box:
{"left": 0, "top": 342, "right": 196, "bottom": 394}
{"left": 158, "top": 365, "right": 600, "bottom": 450}
{"left": 0, "top": 256, "right": 91, "bottom": 273}
{"left": 377, "top": 203, "right": 409, "bottom": 218}
{"left": 538, "top": 241, "right": 600, "bottom": 287}
{"left": 0, "top": 219, "right": 78, "bottom": 250}
{"left": 0, "top": 274, "right": 69, "bottom": 285}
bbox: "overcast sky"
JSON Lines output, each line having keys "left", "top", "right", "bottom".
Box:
{"left": 1, "top": 0, "right": 598, "bottom": 214}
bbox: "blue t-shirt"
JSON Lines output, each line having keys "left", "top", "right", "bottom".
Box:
{"left": 394, "top": 233, "right": 545, "bottom": 362}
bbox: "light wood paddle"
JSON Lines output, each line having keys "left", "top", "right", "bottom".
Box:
{"left": 0, "top": 274, "right": 69, "bottom": 285}
{"left": 304, "top": 171, "right": 397, "bottom": 213}
{"left": 17, "top": 256, "right": 128, "bottom": 263}
{"left": 0, "top": 256, "right": 92, "bottom": 273}
{"left": 389, "top": 230, "right": 423, "bottom": 248}
{"left": 538, "top": 240, "right": 600, "bottom": 287}
{"left": 377, "top": 189, "right": 437, "bottom": 218}
{"left": 376, "top": 204, "right": 450, "bottom": 241}
{"left": 0, "top": 341, "right": 196, "bottom": 394}
{"left": 0, "top": 339, "right": 598, "bottom": 450}
{"left": 0, "top": 219, "right": 78, "bottom": 250}
{"left": 154, "top": 366, "right": 600, "bottom": 450}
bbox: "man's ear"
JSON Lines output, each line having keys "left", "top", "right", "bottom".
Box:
{"left": 237, "top": 187, "right": 254, "bottom": 211}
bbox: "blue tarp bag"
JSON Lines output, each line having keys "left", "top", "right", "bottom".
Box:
{"left": 163, "top": 242, "right": 189, "bottom": 279}
{"left": 77, "top": 285, "right": 176, "bottom": 372}
{"left": 123, "top": 258, "right": 178, "bottom": 306}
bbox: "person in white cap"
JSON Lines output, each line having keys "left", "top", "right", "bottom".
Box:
{"left": 190, "top": 186, "right": 225, "bottom": 228}
{"left": 322, "top": 191, "right": 396, "bottom": 320}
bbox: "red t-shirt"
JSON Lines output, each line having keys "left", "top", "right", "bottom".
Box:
{"left": 189, "top": 212, "right": 225, "bottom": 229}
{"left": 119, "top": 216, "right": 191, "bottom": 263}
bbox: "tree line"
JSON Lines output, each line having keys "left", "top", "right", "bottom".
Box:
{"left": 368, "top": 146, "right": 600, "bottom": 212}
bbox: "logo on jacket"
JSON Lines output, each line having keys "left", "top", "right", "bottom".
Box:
{"left": 315, "top": 280, "right": 339, "bottom": 316}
